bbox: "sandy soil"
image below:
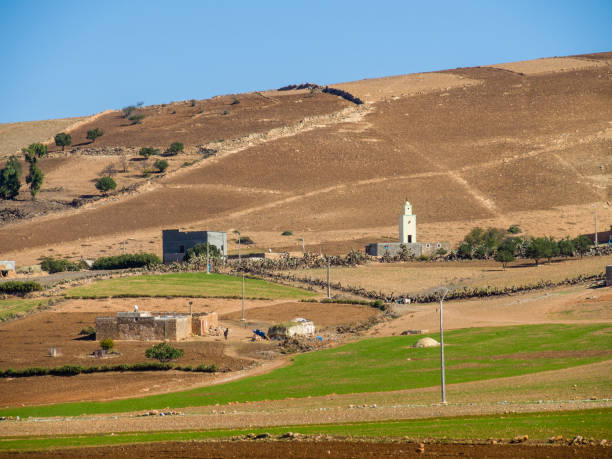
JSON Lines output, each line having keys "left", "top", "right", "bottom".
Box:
{"left": 333, "top": 71, "right": 482, "bottom": 103}
{"left": 489, "top": 56, "right": 607, "bottom": 75}
{"left": 0, "top": 117, "right": 86, "bottom": 158}
{"left": 7, "top": 440, "right": 608, "bottom": 458}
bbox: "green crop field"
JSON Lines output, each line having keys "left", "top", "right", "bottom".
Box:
{"left": 0, "top": 298, "right": 49, "bottom": 321}
{"left": 2, "top": 324, "right": 610, "bottom": 418}
{"left": 1, "top": 409, "right": 610, "bottom": 451}
{"left": 65, "top": 273, "right": 316, "bottom": 299}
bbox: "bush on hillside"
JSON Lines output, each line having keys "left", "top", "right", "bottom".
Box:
{"left": 154, "top": 159, "right": 168, "bottom": 172}
{"left": 86, "top": 128, "right": 104, "bottom": 142}
{"left": 54, "top": 132, "right": 72, "bottom": 151}
{"left": 91, "top": 253, "right": 161, "bottom": 270}
{"left": 99, "top": 338, "right": 114, "bottom": 351}
{"left": 145, "top": 342, "right": 184, "bottom": 362}
{"left": 139, "top": 147, "right": 159, "bottom": 158}
{"left": 236, "top": 236, "right": 254, "bottom": 245}
{"left": 128, "top": 113, "right": 145, "bottom": 124}
{"left": 507, "top": 224, "right": 522, "bottom": 234}
{"left": 165, "top": 142, "right": 184, "bottom": 156}
{"left": 281, "top": 230, "right": 293, "bottom": 236}
{"left": 0, "top": 155, "right": 22, "bottom": 200}
{"left": 95, "top": 176, "right": 116, "bottom": 194}
{"left": 0, "top": 281, "right": 42, "bottom": 295}
{"left": 41, "top": 257, "right": 82, "bottom": 274}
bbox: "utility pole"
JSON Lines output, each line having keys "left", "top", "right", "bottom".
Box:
{"left": 439, "top": 287, "right": 449, "bottom": 404}
{"left": 236, "top": 230, "right": 245, "bottom": 324}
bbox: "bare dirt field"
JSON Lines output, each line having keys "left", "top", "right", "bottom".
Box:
{"left": 7, "top": 440, "right": 607, "bottom": 458}
{"left": 1, "top": 53, "right": 610, "bottom": 266}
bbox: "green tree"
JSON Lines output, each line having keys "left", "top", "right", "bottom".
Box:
{"left": 165, "top": 142, "right": 184, "bottom": 156}
{"left": 458, "top": 227, "right": 506, "bottom": 259}
{"left": 494, "top": 250, "right": 515, "bottom": 270}
{"left": 154, "top": 159, "right": 168, "bottom": 172}
{"left": 558, "top": 237, "right": 575, "bottom": 258}
{"left": 526, "top": 237, "right": 558, "bottom": 265}
{"left": 95, "top": 176, "right": 116, "bottom": 194}
{"left": 86, "top": 128, "right": 104, "bottom": 143}
{"left": 0, "top": 156, "right": 22, "bottom": 199}
{"left": 25, "top": 162, "right": 44, "bottom": 199}
{"left": 572, "top": 235, "right": 592, "bottom": 258}
{"left": 22, "top": 143, "right": 48, "bottom": 160}
{"left": 54, "top": 132, "right": 72, "bottom": 151}
{"left": 100, "top": 338, "right": 114, "bottom": 351}
{"left": 139, "top": 147, "right": 159, "bottom": 158}
{"left": 145, "top": 342, "right": 183, "bottom": 362}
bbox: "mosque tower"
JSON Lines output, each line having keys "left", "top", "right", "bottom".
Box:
{"left": 399, "top": 198, "right": 416, "bottom": 244}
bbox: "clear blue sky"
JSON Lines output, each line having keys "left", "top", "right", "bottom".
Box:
{"left": 1, "top": 0, "right": 610, "bottom": 124}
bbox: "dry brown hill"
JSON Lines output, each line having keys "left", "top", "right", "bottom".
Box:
{"left": 1, "top": 52, "right": 611, "bottom": 265}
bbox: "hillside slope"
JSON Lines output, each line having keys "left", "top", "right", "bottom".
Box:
{"left": 1, "top": 53, "right": 610, "bottom": 264}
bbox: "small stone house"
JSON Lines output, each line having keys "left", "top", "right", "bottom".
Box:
{"left": 268, "top": 318, "right": 315, "bottom": 339}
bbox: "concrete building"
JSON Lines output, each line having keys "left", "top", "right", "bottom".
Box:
{"left": 366, "top": 199, "right": 450, "bottom": 257}
{"left": 95, "top": 310, "right": 219, "bottom": 341}
{"left": 162, "top": 229, "right": 227, "bottom": 263}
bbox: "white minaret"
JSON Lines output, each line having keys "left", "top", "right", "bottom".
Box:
{"left": 399, "top": 198, "right": 416, "bottom": 244}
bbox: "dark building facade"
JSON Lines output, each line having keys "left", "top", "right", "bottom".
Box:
{"left": 162, "top": 229, "right": 227, "bottom": 263}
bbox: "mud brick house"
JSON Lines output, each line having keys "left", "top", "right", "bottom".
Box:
{"left": 162, "top": 229, "right": 227, "bottom": 263}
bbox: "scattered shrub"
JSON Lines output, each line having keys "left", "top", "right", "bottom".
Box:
{"left": 189, "top": 99, "right": 197, "bottom": 106}
{"left": 165, "top": 142, "right": 184, "bottom": 156}
{"left": 230, "top": 97, "right": 240, "bottom": 105}
{"left": 281, "top": 230, "right": 293, "bottom": 236}
{"left": 0, "top": 281, "right": 42, "bottom": 295}
{"left": 236, "top": 236, "right": 254, "bottom": 245}
{"left": 128, "top": 113, "right": 145, "bottom": 124}
{"left": 92, "top": 252, "right": 161, "bottom": 270}
{"left": 145, "top": 342, "right": 184, "bottom": 362}
{"left": 507, "top": 224, "right": 522, "bottom": 234}
{"left": 221, "top": 109, "right": 229, "bottom": 115}
{"left": 154, "top": 159, "right": 168, "bottom": 172}
{"left": 95, "top": 176, "right": 116, "bottom": 194}
{"left": 86, "top": 128, "right": 104, "bottom": 142}
{"left": 100, "top": 338, "right": 114, "bottom": 351}
{"left": 139, "top": 147, "right": 160, "bottom": 158}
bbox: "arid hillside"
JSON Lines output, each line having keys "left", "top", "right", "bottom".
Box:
{"left": 1, "top": 52, "right": 610, "bottom": 265}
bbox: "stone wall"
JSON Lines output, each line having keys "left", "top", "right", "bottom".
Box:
{"left": 192, "top": 312, "right": 218, "bottom": 335}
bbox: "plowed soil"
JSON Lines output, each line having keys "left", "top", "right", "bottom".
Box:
{"left": 6, "top": 440, "right": 607, "bottom": 458}
{"left": 1, "top": 52, "right": 611, "bottom": 268}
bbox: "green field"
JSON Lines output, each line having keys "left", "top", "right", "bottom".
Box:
{"left": 1, "top": 409, "right": 610, "bottom": 451}
{"left": 0, "top": 298, "right": 49, "bottom": 321}
{"left": 65, "top": 273, "right": 316, "bottom": 299}
{"left": 2, "top": 324, "right": 610, "bottom": 418}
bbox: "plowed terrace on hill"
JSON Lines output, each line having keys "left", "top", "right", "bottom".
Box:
{"left": 1, "top": 54, "right": 611, "bottom": 263}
